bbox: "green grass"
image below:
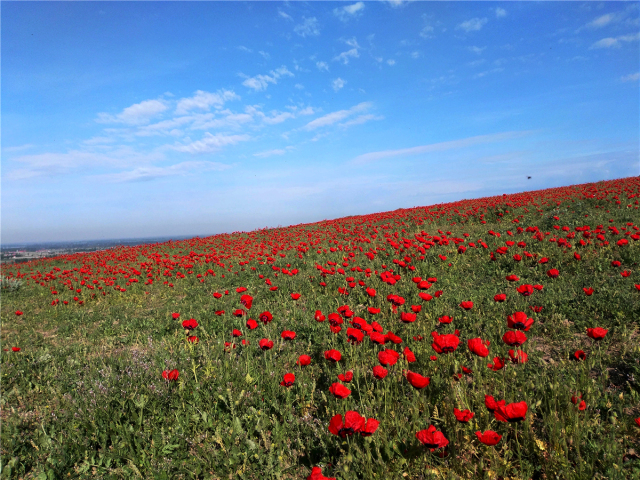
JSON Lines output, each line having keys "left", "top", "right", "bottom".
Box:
{"left": 2, "top": 178, "right": 640, "bottom": 479}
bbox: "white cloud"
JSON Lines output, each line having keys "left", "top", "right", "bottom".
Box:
{"left": 457, "top": 17, "right": 488, "bottom": 33}
{"left": 241, "top": 66, "right": 294, "bottom": 91}
{"left": 339, "top": 114, "right": 384, "bottom": 128}
{"left": 332, "top": 77, "right": 346, "bottom": 91}
{"left": 411, "top": 51, "right": 421, "bottom": 59}
{"left": 302, "top": 102, "right": 371, "bottom": 131}
{"left": 175, "top": 90, "right": 239, "bottom": 115}
{"left": 468, "top": 46, "right": 486, "bottom": 55}
{"left": 588, "top": 13, "right": 614, "bottom": 28}
{"left": 621, "top": 72, "right": 640, "bottom": 82}
{"left": 96, "top": 99, "right": 168, "bottom": 125}
{"left": 334, "top": 2, "right": 365, "bottom": 22}
{"left": 351, "top": 130, "right": 533, "bottom": 164}
{"left": 3, "top": 144, "right": 36, "bottom": 152}
{"left": 419, "top": 25, "right": 434, "bottom": 39}
{"left": 333, "top": 38, "right": 360, "bottom": 64}
{"left": 237, "top": 46, "right": 253, "bottom": 53}
{"left": 495, "top": 8, "right": 507, "bottom": 19}
{"left": 295, "top": 83, "right": 305, "bottom": 90}
{"left": 387, "top": 59, "right": 396, "bottom": 66}
{"left": 173, "top": 133, "right": 250, "bottom": 154}
{"left": 473, "top": 67, "right": 504, "bottom": 79}
{"left": 298, "top": 106, "right": 316, "bottom": 116}
{"left": 294, "top": 17, "right": 320, "bottom": 37}
{"left": 99, "top": 161, "right": 232, "bottom": 183}
{"left": 590, "top": 32, "right": 640, "bottom": 49}
{"left": 467, "top": 59, "right": 486, "bottom": 67}
{"left": 253, "top": 149, "right": 288, "bottom": 158}
{"left": 316, "top": 61, "right": 329, "bottom": 71}
{"left": 278, "top": 10, "right": 293, "bottom": 21}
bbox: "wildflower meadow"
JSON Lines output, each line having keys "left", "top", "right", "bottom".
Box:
{"left": 2, "top": 177, "right": 640, "bottom": 479}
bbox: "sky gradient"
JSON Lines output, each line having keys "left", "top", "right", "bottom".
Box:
{"left": 2, "top": 1, "right": 639, "bottom": 244}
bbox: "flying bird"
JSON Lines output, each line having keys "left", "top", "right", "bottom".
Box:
{"left": 527, "top": 176, "right": 531, "bottom": 179}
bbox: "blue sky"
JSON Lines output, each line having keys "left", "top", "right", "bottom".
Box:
{"left": 2, "top": 1, "right": 639, "bottom": 244}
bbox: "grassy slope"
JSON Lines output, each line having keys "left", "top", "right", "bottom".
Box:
{"left": 1, "top": 178, "right": 640, "bottom": 480}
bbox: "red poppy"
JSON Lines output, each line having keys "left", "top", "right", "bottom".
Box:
{"left": 476, "top": 430, "right": 502, "bottom": 446}
{"left": 530, "top": 305, "right": 544, "bottom": 313}
{"left": 485, "top": 395, "right": 505, "bottom": 412}
{"left": 171, "top": 312, "right": 180, "bottom": 319}
{"left": 240, "top": 294, "right": 253, "bottom": 309}
{"left": 502, "top": 330, "right": 527, "bottom": 347}
{"left": 293, "top": 355, "right": 310, "bottom": 367}
{"left": 368, "top": 307, "right": 380, "bottom": 315}
{"left": 507, "top": 312, "right": 534, "bottom": 331}
{"left": 162, "top": 369, "right": 179, "bottom": 381}
{"left": 369, "top": 331, "right": 385, "bottom": 345}
{"left": 182, "top": 319, "right": 198, "bottom": 330}
{"left": 378, "top": 349, "right": 399, "bottom": 366}
{"left": 315, "top": 310, "right": 326, "bottom": 322}
{"left": 406, "top": 371, "right": 430, "bottom": 389}
{"left": 346, "top": 327, "right": 364, "bottom": 344}
{"left": 494, "top": 401, "right": 528, "bottom": 422}
{"left": 453, "top": 408, "right": 474, "bottom": 423}
{"left": 233, "top": 309, "right": 246, "bottom": 317}
{"left": 213, "top": 292, "right": 222, "bottom": 299}
{"left": 494, "top": 293, "right": 506, "bottom": 302}
{"left": 415, "top": 425, "right": 449, "bottom": 450}
{"left": 617, "top": 238, "right": 629, "bottom": 246}
{"left": 366, "top": 287, "right": 376, "bottom": 297}
{"left": 307, "top": 466, "right": 336, "bottom": 480}
{"left": 361, "top": 418, "right": 380, "bottom": 437}
{"left": 508, "top": 349, "right": 528, "bottom": 364}
{"left": 338, "top": 371, "right": 353, "bottom": 383}
{"left": 384, "top": 332, "right": 403, "bottom": 344}
{"left": 487, "top": 357, "right": 505, "bottom": 371}
{"left": 538, "top": 257, "right": 549, "bottom": 264}
{"left": 324, "top": 349, "right": 342, "bottom": 362}
{"left": 259, "top": 311, "right": 273, "bottom": 324}
{"left": 533, "top": 284, "right": 544, "bottom": 291}
{"left": 236, "top": 286, "right": 247, "bottom": 293}
{"left": 291, "top": 293, "right": 301, "bottom": 300}
{"left": 461, "top": 366, "right": 473, "bottom": 375}
{"left": 328, "top": 383, "right": 351, "bottom": 399}
{"left": 232, "top": 329, "right": 243, "bottom": 337}
{"left": 246, "top": 319, "right": 258, "bottom": 330}
{"left": 280, "top": 373, "right": 295, "bottom": 387}
{"left": 634, "top": 417, "right": 640, "bottom": 428}
{"left": 547, "top": 269, "right": 559, "bottom": 278}
{"left": 434, "top": 290, "right": 443, "bottom": 297}
{"left": 431, "top": 333, "right": 460, "bottom": 354}
{"left": 328, "top": 411, "right": 364, "bottom": 437}
{"left": 411, "top": 305, "right": 422, "bottom": 313}
{"left": 281, "top": 330, "right": 296, "bottom": 341}
{"left": 372, "top": 365, "right": 388, "bottom": 379}
{"left": 403, "top": 346, "right": 417, "bottom": 362}
{"left": 573, "top": 350, "right": 586, "bottom": 361}
{"left": 583, "top": 287, "right": 594, "bottom": 296}
{"left": 400, "top": 312, "right": 417, "bottom": 323}
{"left": 517, "top": 284, "right": 534, "bottom": 296}
{"left": 215, "top": 310, "right": 225, "bottom": 316}
{"left": 506, "top": 274, "right": 520, "bottom": 282}
{"left": 459, "top": 301, "right": 473, "bottom": 310}
{"left": 259, "top": 339, "right": 274, "bottom": 350}
{"left": 11, "top": 347, "right": 21, "bottom": 352}
{"left": 15, "top": 311, "right": 23, "bottom": 316}
{"left": 419, "top": 292, "right": 433, "bottom": 302}
{"left": 187, "top": 336, "right": 199, "bottom": 344}
{"left": 468, "top": 338, "right": 490, "bottom": 357}
{"left": 586, "top": 327, "right": 607, "bottom": 340}
{"left": 438, "top": 315, "right": 453, "bottom": 324}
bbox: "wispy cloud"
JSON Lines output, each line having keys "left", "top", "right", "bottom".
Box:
{"left": 302, "top": 102, "right": 372, "bottom": 131}
{"left": 175, "top": 90, "right": 239, "bottom": 115}
{"left": 96, "top": 99, "right": 168, "bottom": 125}
{"left": 334, "top": 2, "right": 365, "bottom": 22}
{"left": 241, "top": 66, "right": 294, "bottom": 91}
{"left": 590, "top": 32, "right": 640, "bottom": 49}
{"left": 468, "top": 46, "right": 486, "bottom": 55}
{"left": 351, "top": 131, "right": 534, "bottom": 164}
{"left": 253, "top": 147, "right": 293, "bottom": 158}
{"left": 172, "top": 133, "right": 251, "bottom": 154}
{"left": 495, "top": 8, "right": 507, "bottom": 19}
{"left": 621, "top": 72, "right": 640, "bottom": 82}
{"left": 332, "top": 77, "right": 346, "bottom": 92}
{"left": 3, "top": 144, "right": 36, "bottom": 153}
{"left": 457, "top": 17, "right": 488, "bottom": 33}
{"left": 333, "top": 38, "right": 360, "bottom": 64}
{"left": 316, "top": 61, "right": 329, "bottom": 72}
{"left": 294, "top": 17, "right": 320, "bottom": 37}
{"left": 339, "top": 114, "right": 384, "bottom": 128}
{"left": 98, "top": 161, "right": 232, "bottom": 183}
{"left": 278, "top": 10, "right": 293, "bottom": 21}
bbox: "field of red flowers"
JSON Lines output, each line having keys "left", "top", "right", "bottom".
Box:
{"left": 2, "top": 177, "right": 639, "bottom": 479}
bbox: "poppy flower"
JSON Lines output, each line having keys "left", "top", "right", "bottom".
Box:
{"left": 328, "top": 411, "right": 364, "bottom": 437}
{"left": 297, "top": 355, "right": 311, "bottom": 366}
{"left": 502, "top": 330, "right": 527, "bottom": 347}
{"left": 573, "top": 350, "right": 586, "bottom": 361}
{"left": 508, "top": 349, "right": 528, "bottom": 364}
{"left": 232, "top": 329, "right": 243, "bottom": 337}
{"left": 507, "top": 312, "right": 534, "bottom": 331}
{"left": 187, "top": 336, "right": 199, "bottom": 344}
{"left": 583, "top": 287, "right": 594, "bottom": 296}
{"left": 369, "top": 332, "right": 386, "bottom": 345}
{"left": 411, "top": 305, "right": 422, "bottom": 313}
{"left": 307, "top": 466, "right": 336, "bottom": 480}
{"left": 324, "top": 349, "right": 342, "bottom": 362}
{"left": 372, "top": 365, "right": 388, "bottom": 379}
{"left": 361, "top": 418, "right": 380, "bottom": 437}
{"left": 215, "top": 310, "right": 225, "bottom": 316}
{"left": 468, "top": 338, "right": 490, "bottom": 357}
{"left": 419, "top": 292, "right": 433, "bottom": 301}
{"left": 378, "top": 349, "right": 399, "bottom": 366}
{"left": 453, "top": 408, "right": 474, "bottom": 423}
{"left": 461, "top": 365, "right": 473, "bottom": 375}
{"left": 280, "top": 373, "right": 295, "bottom": 387}
{"left": 182, "top": 319, "right": 198, "bottom": 330}
{"left": 259, "top": 339, "right": 274, "bottom": 350}
{"left": 259, "top": 311, "right": 273, "bottom": 324}
{"left": 384, "top": 332, "right": 403, "bottom": 344}
{"left": 586, "top": 327, "right": 607, "bottom": 340}
{"left": 11, "top": 347, "right": 21, "bottom": 352}
{"left": 415, "top": 425, "right": 449, "bottom": 450}
{"left": 506, "top": 275, "right": 520, "bottom": 282}
{"left": 366, "top": 288, "right": 376, "bottom": 297}
{"left": 246, "top": 319, "right": 258, "bottom": 330}
{"left": 270, "top": 286, "right": 279, "bottom": 291}
{"left": 346, "top": 327, "right": 364, "bottom": 344}
{"left": 400, "top": 312, "right": 417, "bottom": 323}
{"left": 172, "top": 312, "right": 180, "bottom": 319}
{"left": 485, "top": 395, "right": 505, "bottom": 412}
{"left": 617, "top": 238, "right": 629, "bottom": 246}
{"left": 368, "top": 307, "right": 380, "bottom": 315}
{"left": 281, "top": 330, "right": 296, "bottom": 341}
{"left": 476, "top": 430, "right": 502, "bottom": 446}
{"left": 162, "top": 369, "right": 179, "bottom": 381}
{"left": 634, "top": 417, "right": 640, "bottom": 428}
{"left": 315, "top": 310, "right": 326, "bottom": 322}
{"left": 538, "top": 257, "right": 549, "bottom": 264}
{"left": 291, "top": 293, "right": 301, "bottom": 300}
{"left": 405, "top": 371, "right": 430, "bottom": 389}
{"left": 547, "top": 269, "right": 559, "bottom": 278}
{"left": 494, "top": 293, "right": 506, "bottom": 302}
{"left": 533, "top": 284, "right": 544, "bottom": 291}
{"left": 233, "top": 309, "right": 246, "bottom": 317}
{"left": 15, "top": 311, "right": 23, "bottom": 316}
{"left": 494, "top": 401, "right": 528, "bottom": 422}
{"left": 328, "top": 383, "right": 351, "bottom": 399}
{"left": 459, "top": 301, "right": 473, "bottom": 310}
{"left": 487, "top": 356, "right": 505, "bottom": 371}
{"left": 431, "top": 333, "right": 460, "bottom": 354}
{"left": 611, "top": 260, "right": 622, "bottom": 267}
{"left": 517, "top": 284, "right": 534, "bottom": 296}
{"left": 213, "top": 292, "right": 222, "bottom": 299}
{"left": 438, "top": 315, "right": 453, "bottom": 324}
{"left": 338, "top": 371, "right": 353, "bottom": 383}
{"left": 430, "top": 355, "right": 438, "bottom": 361}
{"left": 240, "top": 294, "right": 253, "bottom": 309}
{"left": 530, "top": 305, "right": 543, "bottom": 313}
{"left": 403, "top": 346, "right": 417, "bottom": 362}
